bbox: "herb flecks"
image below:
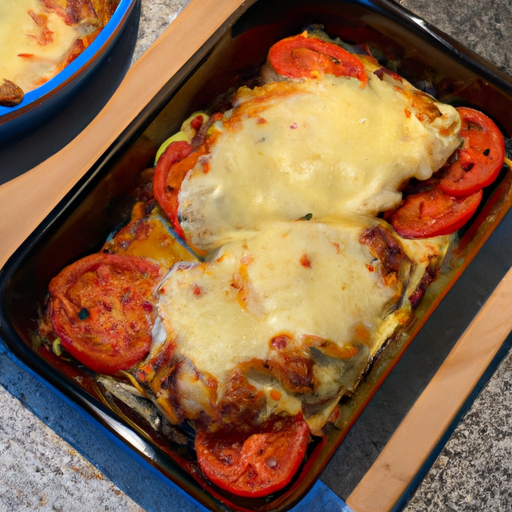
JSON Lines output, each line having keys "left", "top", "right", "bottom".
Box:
{"left": 78, "top": 308, "right": 90, "bottom": 320}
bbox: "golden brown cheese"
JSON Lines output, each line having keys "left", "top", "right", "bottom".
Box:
{"left": 149, "top": 218, "right": 450, "bottom": 431}
{"left": 0, "top": 0, "right": 78, "bottom": 93}
{"left": 102, "top": 208, "right": 198, "bottom": 269}
{"left": 177, "top": 70, "right": 460, "bottom": 252}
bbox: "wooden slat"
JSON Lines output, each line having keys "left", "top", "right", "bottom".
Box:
{"left": 347, "top": 266, "right": 512, "bottom": 511}
{"left": 0, "top": 0, "right": 246, "bottom": 269}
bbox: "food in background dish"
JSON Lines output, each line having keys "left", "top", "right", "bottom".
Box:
{"left": 38, "top": 30, "right": 506, "bottom": 498}
{"left": 0, "top": 0, "right": 120, "bottom": 106}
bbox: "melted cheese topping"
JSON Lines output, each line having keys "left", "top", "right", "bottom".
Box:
{"left": 142, "top": 47, "right": 458, "bottom": 434}
{"left": 0, "top": 0, "right": 80, "bottom": 92}
{"left": 178, "top": 73, "right": 460, "bottom": 251}
{"left": 156, "top": 219, "right": 448, "bottom": 405}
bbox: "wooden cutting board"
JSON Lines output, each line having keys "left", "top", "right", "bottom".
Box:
{"left": 1, "top": 0, "right": 511, "bottom": 510}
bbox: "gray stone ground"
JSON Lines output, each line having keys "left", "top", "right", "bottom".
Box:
{"left": 0, "top": 388, "right": 144, "bottom": 512}
{"left": 131, "top": 0, "right": 190, "bottom": 63}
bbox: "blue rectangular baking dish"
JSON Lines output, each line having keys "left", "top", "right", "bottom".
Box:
{"left": 1, "top": 0, "right": 512, "bottom": 510}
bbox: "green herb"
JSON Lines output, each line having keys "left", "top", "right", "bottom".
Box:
{"left": 78, "top": 308, "right": 90, "bottom": 320}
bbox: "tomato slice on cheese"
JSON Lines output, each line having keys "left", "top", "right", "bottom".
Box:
{"left": 389, "top": 181, "right": 482, "bottom": 238}
{"left": 438, "top": 107, "right": 505, "bottom": 196}
{"left": 268, "top": 33, "right": 368, "bottom": 85}
{"left": 195, "top": 414, "right": 310, "bottom": 498}
{"left": 48, "top": 253, "right": 162, "bottom": 375}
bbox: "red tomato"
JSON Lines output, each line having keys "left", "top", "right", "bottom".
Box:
{"left": 389, "top": 182, "right": 482, "bottom": 238}
{"left": 438, "top": 107, "right": 505, "bottom": 196}
{"left": 48, "top": 253, "right": 162, "bottom": 375}
{"left": 195, "top": 414, "right": 310, "bottom": 498}
{"left": 152, "top": 140, "right": 194, "bottom": 240}
{"left": 268, "top": 34, "right": 368, "bottom": 86}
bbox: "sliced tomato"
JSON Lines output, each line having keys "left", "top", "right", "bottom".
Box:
{"left": 153, "top": 140, "right": 194, "bottom": 240}
{"left": 438, "top": 107, "right": 505, "bottom": 196}
{"left": 268, "top": 34, "right": 367, "bottom": 85}
{"left": 48, "top": 253, "right": 162, "bottom": 375}
{"left": 389, "top": 182, "right": 482, "bottom": 238}
{"left": 195, "top": 414, "right": 310, "bottom": 498}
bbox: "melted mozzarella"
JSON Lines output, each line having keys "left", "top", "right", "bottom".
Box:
{"left": 156, "top": 219, "right": 448, "bottom": 411}
{"left": 145, "top": 48, "right": 457, "bottom": 432}
{"left": 178, "top": 73, "right": 460, "bottom": 251}
{"left": 0, "top": 0, "right": 80, "bottom": 93}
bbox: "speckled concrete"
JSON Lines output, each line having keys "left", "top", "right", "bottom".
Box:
{"left": 131, "top": 0, "right": 190, "bottom": 63}
{"left": 0, "top": 388, "right": 144, "bottom": 512}
{"left": 398, "top": 0, "right": 512, "bottom": 76}
{"left": 0, "top": 1, "right": 511, "bottom": 511}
